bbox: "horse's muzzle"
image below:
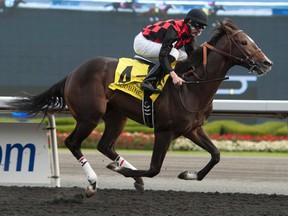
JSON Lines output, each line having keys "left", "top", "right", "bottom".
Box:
{"left": 251, "top": 59, "right": 273, "bottom": 76}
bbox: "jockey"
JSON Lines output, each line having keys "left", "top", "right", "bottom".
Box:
{"left": 133, "top": 8, "right": 208, "bottom": 93}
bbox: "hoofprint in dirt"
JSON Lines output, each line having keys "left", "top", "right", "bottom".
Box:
{"left": 0, "top": 186, "right": 287, "bottom": 216}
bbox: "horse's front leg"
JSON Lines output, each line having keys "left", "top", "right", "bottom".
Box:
{"left": 178, "top": 126, "right": 220, "bottom": 181}
{"left": 107, "top": 131, "right": 172, "bottom": 179}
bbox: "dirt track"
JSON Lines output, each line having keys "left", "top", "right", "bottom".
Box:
{"left": 1, "top": 186, "right": 287, "bottom": 216}
{"left": 1, "top": 151, "right": 287, "bottom": 215}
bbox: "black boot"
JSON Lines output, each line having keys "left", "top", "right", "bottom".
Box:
{"left": 141, "top": 63, "right": 162, "bottom": 93}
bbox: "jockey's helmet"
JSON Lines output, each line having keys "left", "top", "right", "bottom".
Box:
{"left": 184, "top": 9, "right": 208, "bottom": 28}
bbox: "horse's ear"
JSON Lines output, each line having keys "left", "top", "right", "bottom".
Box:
{"left": 223, "top": 17, "right": 235, "bottom": 26}
{"left": 222, "top": 18, "right": 235, "bottom": 34}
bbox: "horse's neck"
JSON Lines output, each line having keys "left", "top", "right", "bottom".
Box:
{"left": 163, "top": 6, "right": 171, "bottom": 11}
{"left": 176, "top": 40, "right": 233, "bottom": 110}
{"left": 205, "top": 39, "right": 233, "bottom": 79}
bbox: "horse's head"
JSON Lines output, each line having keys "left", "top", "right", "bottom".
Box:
{"left": 166, "top": 4, "right": 174, "bottom": 10}
{"left": 159, "top": 4, "right": 174, "bottom": 15}
{"left": 217, "top": 18, "right": 273, "bottom": 76}
{"left": 215, "top": 5, "right": 225, "bottom": 11}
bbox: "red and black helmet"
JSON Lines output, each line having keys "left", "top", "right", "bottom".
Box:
{"left": 184, "top": 9, "right": 208, "bottom": 26}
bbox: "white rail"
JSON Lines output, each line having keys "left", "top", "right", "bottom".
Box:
{"left": 212, "top": 99, "right": 288, "bottom": 118}
{"left": 1, "top": 97, "right": 288, "bottom": 118}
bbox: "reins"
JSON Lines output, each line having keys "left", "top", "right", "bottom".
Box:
{"left": 179, "top": 28, "right": 249, "bottom": 112}
{"left": 202, "top": 42, "right": 246, "bottom": 63}
{"left": 184, "top": 76, "right": 229, "bottom": 84}
{"left": 201, "top": 29, "right": 262, "bottom": 72}
{"left": 183, "top": 42, "right": 230, "bottom": 84}
{"left": 198, "top": 30, "right": 250, "bottom": 79}
{"left": 184, "top": 29, "right": 263, "bottom": 86}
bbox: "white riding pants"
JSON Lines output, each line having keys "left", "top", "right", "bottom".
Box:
{"left": 133, "top": 32, "right": 188, "bottom": 61}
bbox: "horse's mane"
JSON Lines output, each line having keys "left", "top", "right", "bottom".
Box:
{"left": 175, "top": 18, "right": 238, "bottom": 76}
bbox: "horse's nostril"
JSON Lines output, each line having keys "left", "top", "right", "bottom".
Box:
{"left": 264, "top": 60, "right": 273, "bottom": 67}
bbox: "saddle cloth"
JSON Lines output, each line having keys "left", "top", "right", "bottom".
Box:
{"left": 109, "top": 57, "right": 169, "bottom": 102}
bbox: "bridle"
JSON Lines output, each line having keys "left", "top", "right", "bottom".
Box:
{"left": 179, "top": 28, "right": 262, "bottom": 113}
{"left": 202, "top": 29, "right": 262, "bottom": 73}
{"left": 185, "top": 29, "right": 261, "bottom": 84}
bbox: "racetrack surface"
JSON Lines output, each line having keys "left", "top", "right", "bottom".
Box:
{"left": 1, "top": 151, "right": 287, "bottom": 215}
{"left": 1, "top": 186, "right": 287, "bottom": 216}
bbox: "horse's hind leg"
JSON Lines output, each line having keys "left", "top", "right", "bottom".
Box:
{"left": 65, "top": 121, "right": 99, "bottom": 197}
{"left": 97, "top": 108, "right": 144, "bottom": 192}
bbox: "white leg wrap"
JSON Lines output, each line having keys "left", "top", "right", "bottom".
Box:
{"left": 79, "top": 156, "right": 97, "bottom": 184}
{"left": 115, "top": 156, "right": 137, "bottom": 170}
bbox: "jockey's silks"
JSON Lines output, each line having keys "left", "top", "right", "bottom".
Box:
{"left": 141, "top": 19, "right": 192, "bottom": 49}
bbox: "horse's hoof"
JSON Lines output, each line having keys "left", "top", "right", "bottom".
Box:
{"left": 134, "top": 177, "right": 144, "bottom": 185}
{"left": 134, "top": 182, "right": 145, "bottom": 193}
{"left": 178, "top": 171, "right": 198, "bottom": 180}
{"left": 85, "top": 182, "right": 97, "bottom": 198}
{"left": 134, "top": 177, "right": 144, "bottom": 193}
{"left": 106, "top": 161, "right": 119, "bottom": 171}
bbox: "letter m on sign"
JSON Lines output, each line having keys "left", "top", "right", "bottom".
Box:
{"left": 4, "top": 143, "right": 36, "bottom": 172}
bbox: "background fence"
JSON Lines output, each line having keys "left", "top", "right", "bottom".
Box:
{"left": 0, "top": 8, "right": 287, "bottom": 101}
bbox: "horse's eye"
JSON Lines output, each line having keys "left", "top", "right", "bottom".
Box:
{"left": 241, "top": 41, "right": 248, "bottom": 45}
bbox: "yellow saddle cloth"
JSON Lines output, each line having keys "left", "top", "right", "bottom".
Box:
{"left": 109, "top": 58, "right": 169, "bottom": 101}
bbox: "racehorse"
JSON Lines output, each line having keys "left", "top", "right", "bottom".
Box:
{"left": 104, "top": 1, "right": 136, "bottom": 13}
{"left": 141, "top": 4, "right": 174, "bottom": 22}
{"left": 7, "top": 18, "right": 272, "bottom": 198}
{"left": 207, "top": 5, "right": 225, "bottom": 26}
{"left": 141, "top": 4, "right": 173, "bottom": 17}
{"left": 0, "top": 0, "right": 24, "bottom": 11}
{"left": 208, "top": 5, "right": 225, "bottom": 16}
{"left": 205, "top": 1, "right": 225, "bottom": 16}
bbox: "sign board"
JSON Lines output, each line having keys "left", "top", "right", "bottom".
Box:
{"left": 0, "top": 123, "right": 51, "bottom": 184}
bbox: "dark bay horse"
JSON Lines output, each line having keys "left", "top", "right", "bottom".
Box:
{"left": 104, "top": 1, "right": 136, "bottom": 13}
{"left": 141, "top": 4, "right": 173, "bottom": 22}
{"left": 141, "top": 4, "right": 173, "bottom": 16}
{"left": 8, "top": 18, "right": 272, "bottom": 197}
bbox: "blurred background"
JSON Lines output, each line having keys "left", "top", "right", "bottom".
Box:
{"left": 0, "top": 0, "right": 287, "bottom": 103}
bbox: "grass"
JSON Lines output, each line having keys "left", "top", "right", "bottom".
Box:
{"left": 2, "top": 116, "right": 288, "bottom": 136}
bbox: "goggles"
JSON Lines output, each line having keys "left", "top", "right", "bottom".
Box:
{"left": 189, "top": 22, "right": 206, "bottom": 30}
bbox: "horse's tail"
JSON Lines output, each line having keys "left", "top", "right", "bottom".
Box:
{"left": 7, "top": 77, "right": 67, "bottom": 118}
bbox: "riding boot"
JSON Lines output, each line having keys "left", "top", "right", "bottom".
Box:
{"left": 141, "top": 63, "right": 162, "bottom": 93}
